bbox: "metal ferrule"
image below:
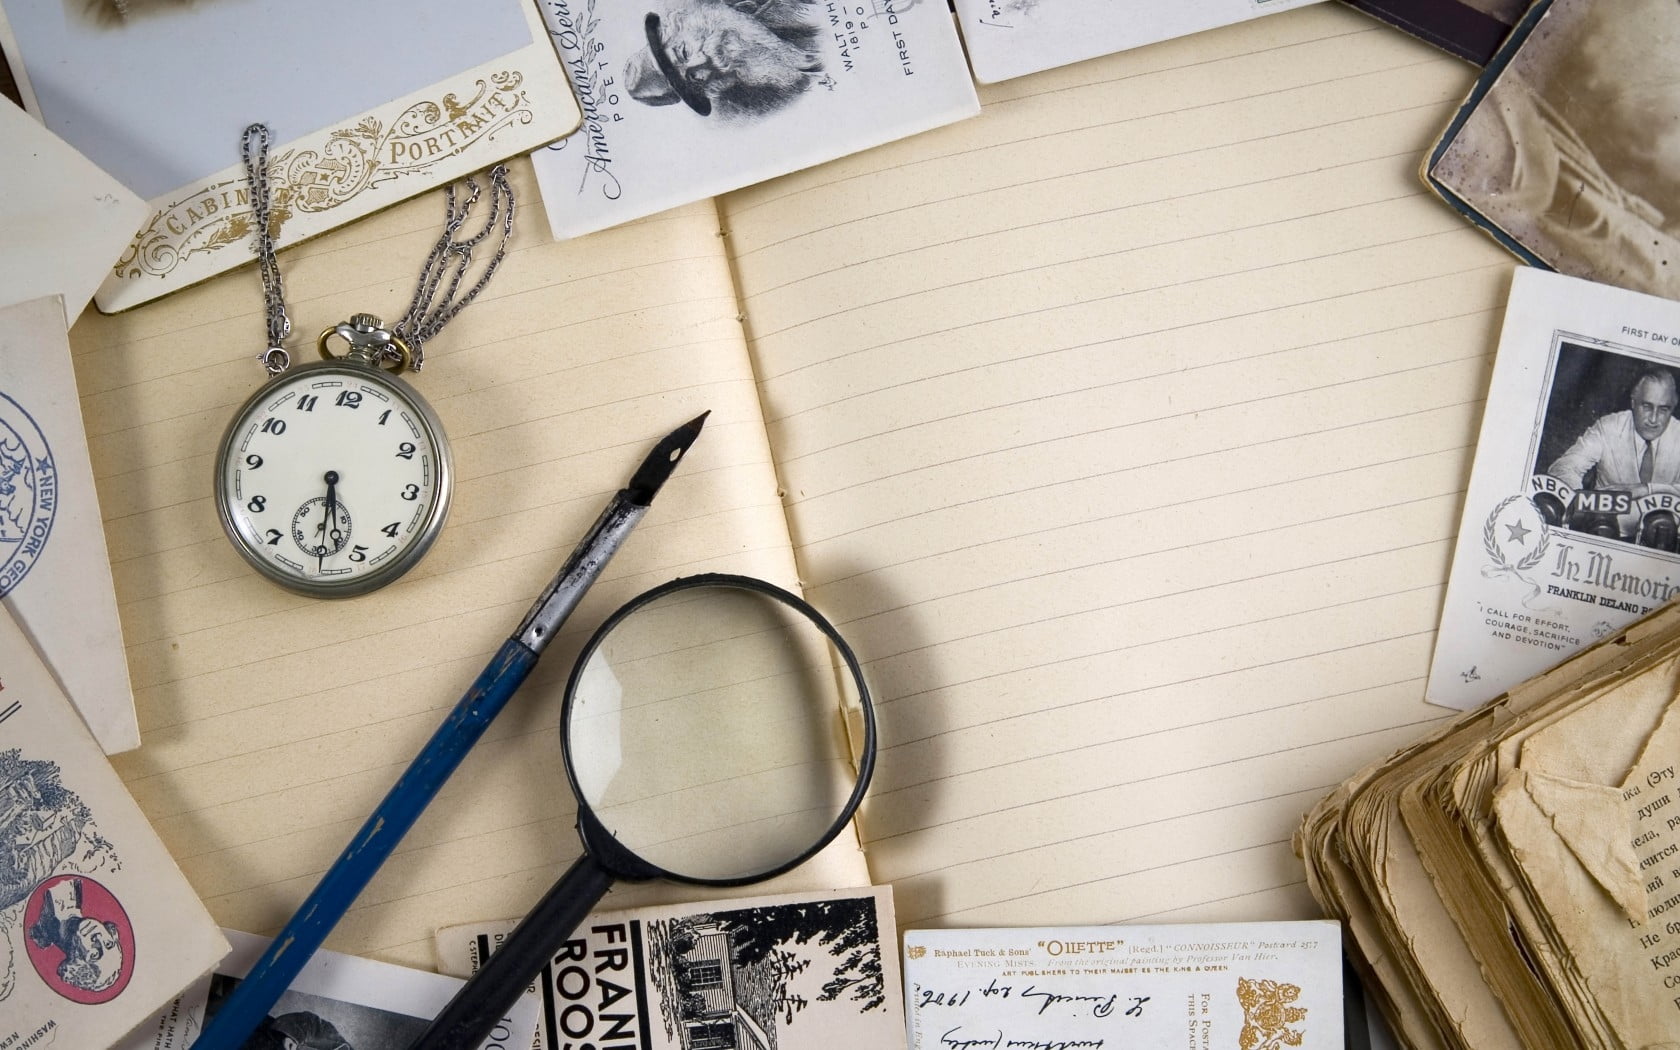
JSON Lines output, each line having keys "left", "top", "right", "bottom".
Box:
{"left": 514, "top": 493, "right": 649, "bottom": 653}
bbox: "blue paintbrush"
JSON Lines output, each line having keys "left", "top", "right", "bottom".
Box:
{"left": 191, "top": 412, "right": 708, "bottom": 1050}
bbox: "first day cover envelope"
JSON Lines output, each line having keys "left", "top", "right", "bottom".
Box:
{"left": 0, "top": 0, "right": 580, "bottom": 311}
{"left": 532, "top": 0, "right": 978, "bottom": 239}
{"left": 903, "top": 921, "right": 1342, "bottom": 1050}
{"left": 951, "top": 0, "right": 1327, "bottom": 85}
{"left": 1428, "top": 268, "right": 1680, "bottom": 710}
{"left": 0, "top": 296, "right": 137, "bottom": 754}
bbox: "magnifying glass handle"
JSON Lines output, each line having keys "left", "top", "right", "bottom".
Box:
{"left": 413, "top": 854, "right": 615, "bottom": 1050}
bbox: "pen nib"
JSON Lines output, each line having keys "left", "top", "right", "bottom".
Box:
{"left": 627, "top": 411, "right": 709, "bottom": 505}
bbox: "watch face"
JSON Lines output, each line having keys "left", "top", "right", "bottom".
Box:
{"left": 215, "top": 361, "right": 452, "bottom": 597}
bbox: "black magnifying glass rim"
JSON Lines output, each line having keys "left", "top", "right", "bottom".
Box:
{"left": 559, "top": 572, "right": 878, "bottom": 887}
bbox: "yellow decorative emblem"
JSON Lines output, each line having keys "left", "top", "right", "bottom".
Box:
{"left": 1237, "top": 977, "right": 1307, "bottom": 1049}
{"left": 906, "top": 945, "right": 927, "bottom": 959}
{"left": 113, "top": 71, "right": 531, "bottom": 281}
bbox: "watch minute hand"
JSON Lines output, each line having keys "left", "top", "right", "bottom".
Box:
{"left": 319, "top": 470, "right": 339, "bottom": 572}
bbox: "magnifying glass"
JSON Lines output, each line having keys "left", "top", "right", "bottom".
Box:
{"left": 414, "top": 573, "right": 876, "bottom": 1050}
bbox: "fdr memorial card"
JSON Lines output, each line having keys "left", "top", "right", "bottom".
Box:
{"left": 1430, "top": 268, "right": 1680, "bottom": 709}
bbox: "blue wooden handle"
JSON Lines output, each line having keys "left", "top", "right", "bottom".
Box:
{"left": 192, "top": 637, "right": 541, "bottom": 1050}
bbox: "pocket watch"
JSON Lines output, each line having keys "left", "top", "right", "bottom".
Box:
{"left": 214, "top": 315, "right": 452, "bottom": 598}
{"left": 216, "top": 124, "right": 512, "bottom": 597}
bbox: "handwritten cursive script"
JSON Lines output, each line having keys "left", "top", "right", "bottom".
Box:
{"left": 1020, "top": 986, "right": 1117, "bottom": 1017}
{"left": 940, "top": 1028, "right": 1106, "bottom": 1050}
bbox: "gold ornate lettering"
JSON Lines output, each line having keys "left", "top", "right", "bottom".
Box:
{"left": 112, "top": 70, "right": 532, "bottom": 281}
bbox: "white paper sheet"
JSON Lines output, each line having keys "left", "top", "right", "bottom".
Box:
{"left": 951, "top": 0, "right": 1329, "bottom": 83}
{"left": 0, "top": 98, "right": 148, "bottom": 324}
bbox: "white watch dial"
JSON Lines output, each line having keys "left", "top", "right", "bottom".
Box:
{"left": 215, "top": 362, "right": 451, "bottom": 596}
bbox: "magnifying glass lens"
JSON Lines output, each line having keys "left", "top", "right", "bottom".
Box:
{"left": 566, "top": 583, "right": 862, "bottom": 881}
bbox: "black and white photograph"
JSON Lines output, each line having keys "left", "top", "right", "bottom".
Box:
{"left": 529, "top": 0, "right": 977, "bottom": 238}
{"left": 1530, "top": 344, "right": 1680, "bottom": 551}
{"left": 626, "top": 1, "right": 828, "bottom": 121}
{"left": 203, "top": 977, "right": 428, "bottom": 1050}
{"left": 435, "top": 887, "right": 904, "bottom": 1050}
{"left": 1428, "top": 0, "right": 1680, "bottom": 299}
{"left": 114, "top": 930, "right": 539, "bottom": 1050}
{"left": 646, "top": 894, "right": 887, "bottom": 1048}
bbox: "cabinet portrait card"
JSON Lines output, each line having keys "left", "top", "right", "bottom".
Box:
{"left": 528, "top": 0, "right": 978, "bottom": 240}
{"left": 1425, "top": 0, "right": 1680, "bottom": 300}
{"left": 0, "top": 0, "right": 581, "bottom": 311}
{"left": 949, "top": 0, "right": 1328, "bottom": 85}
{"left": 1429, "top": 268, "right": 1680, "bottom": 710}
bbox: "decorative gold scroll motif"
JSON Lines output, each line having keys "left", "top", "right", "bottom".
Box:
{"left": 1237, "top": 977, "right": 1308, "bottom": 1050}
{"left": 112, "top": 71, "right": 532, "bottom": 281}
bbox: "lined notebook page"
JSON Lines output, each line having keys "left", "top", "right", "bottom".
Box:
{"left": 74, "top": 165, "right": 866, "bottom": 969}
{"left": 722, "top": 5, "right": 1510, "bottom": 927}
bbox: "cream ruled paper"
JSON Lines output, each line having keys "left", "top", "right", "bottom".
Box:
{"left": 75, "top": 164, "right": 866, "bottom": 970}
{"left": 74, "top": 1, "right": 1519, "bottom": 977}
{"left": 724, "top": 5, "right": 1510, "bottom": 927}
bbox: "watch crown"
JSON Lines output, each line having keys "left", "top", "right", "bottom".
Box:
{"left": 348, "top": 313, "right": 385, "bottom": 332}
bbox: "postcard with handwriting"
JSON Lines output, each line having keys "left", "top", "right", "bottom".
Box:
{"left": 1428, "top": 268, "right": 1680, "bottom": 710}
{"left": 437, "top": 886, "right": 905, "bottom": 1050}
{"left": 0, "top": 98, "right": 149, "bottom": 324}
{"left": 0, "top": 0, "right": 580, "bottom": 311}
{"left": 530, "top": 0, "right": 977, "bottom": 239}
{"left": 0, "top": 601, "right": 226, "bottom": 1050}
{"left": 903, "top": 922, "right": 1342, "bottom": 1050}
{"left": 950, "top": 0, "right": 1327, "bottom": 84}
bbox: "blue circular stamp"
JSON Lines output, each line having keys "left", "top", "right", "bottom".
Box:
{"left": 0, "top": 392, "right": 57, "bottom": 598}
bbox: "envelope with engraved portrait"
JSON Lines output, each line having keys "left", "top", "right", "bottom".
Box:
{"left": 903, "top": 921, "right": 1342, "bottom": 1050}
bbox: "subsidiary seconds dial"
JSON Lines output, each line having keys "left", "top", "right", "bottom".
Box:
{"left": 214, "top": 358, "right": 452, "bottom": 597}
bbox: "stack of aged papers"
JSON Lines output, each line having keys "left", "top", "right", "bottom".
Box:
{"left": 1297, "top": 594, "right": 1680, "bottom": 1049}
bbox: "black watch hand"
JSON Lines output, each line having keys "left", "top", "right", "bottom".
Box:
{"left": 318, "top": 470, "right": 339, "bottom": 573}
